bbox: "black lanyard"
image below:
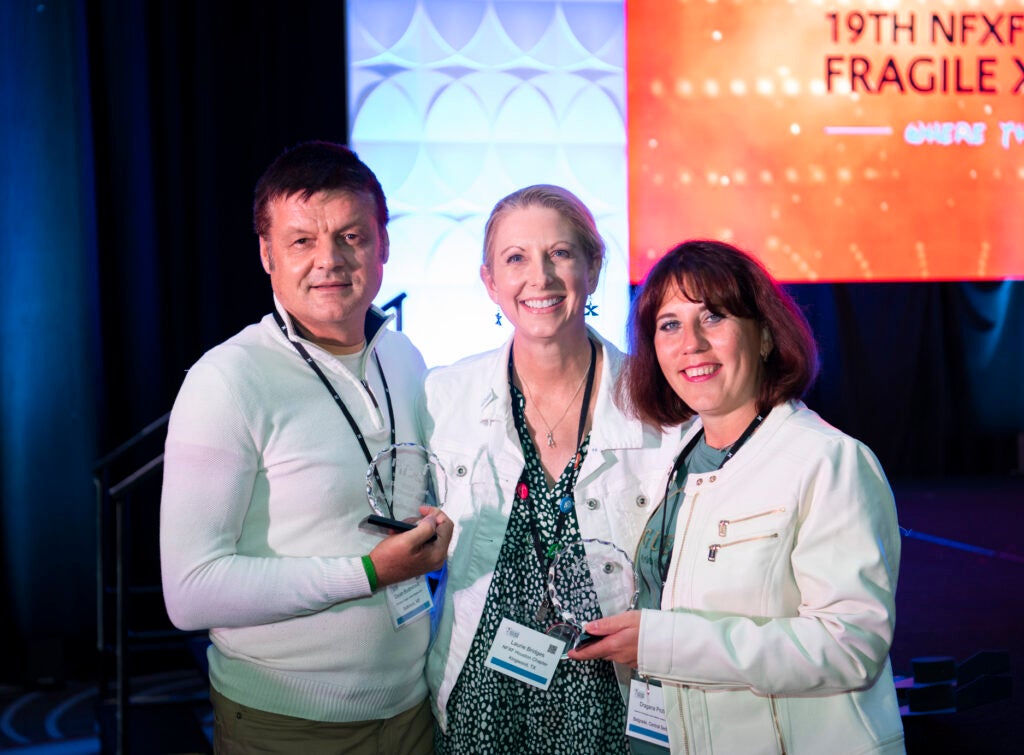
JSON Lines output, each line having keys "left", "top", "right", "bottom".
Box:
{"left": 509, "top": 339, "right": 597, "bottom": 569}
{"left": 272, "top": 311, "right": 396, "bottom": 469}
{"left": 656, "top": 412, "right": 765, "bottom": 584}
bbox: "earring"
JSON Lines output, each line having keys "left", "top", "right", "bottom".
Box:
{"left": 495, "top": 310, "right": 503, "bottom": 326}
{"left": 585, "top": 296, "right": 599, "bottom": 317}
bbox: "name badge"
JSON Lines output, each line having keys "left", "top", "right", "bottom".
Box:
{"left": 484, "top": 618, "right": 565, "bottom": 690}
{"left": 627, "top": 677, "right": 671, "bottom": 747}
{"left": 386, "top": 575, "right": 433, "bottom": 630}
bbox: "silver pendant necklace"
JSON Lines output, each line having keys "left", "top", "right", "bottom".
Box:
{"left": 519, "top": 353, "right": 592, "bottom": 447}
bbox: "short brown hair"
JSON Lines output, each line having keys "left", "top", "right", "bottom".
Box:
{"left": 620, "top": 239, "right": 819, "bottom": 429}
{"left": 253, "top": 141, "right": 387, "bottom": 238}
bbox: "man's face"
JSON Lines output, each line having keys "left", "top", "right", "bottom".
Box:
{"left": 260, "top": 189, "right": 388, "bottom": 351}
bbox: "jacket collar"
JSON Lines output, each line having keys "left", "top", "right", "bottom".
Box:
{"left": 679, "top": 400, "right": 802, "bottom": 469}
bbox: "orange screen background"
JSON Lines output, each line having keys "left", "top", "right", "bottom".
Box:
{"left": 627, "top": 0, "right": 1024, "bottom": 283}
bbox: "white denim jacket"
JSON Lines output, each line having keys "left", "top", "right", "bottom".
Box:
{"left": 639, "top": 400, "right": 905, "bottom": 754}
{"left": 420, "top": 328, "right": 685, "bottom": 733}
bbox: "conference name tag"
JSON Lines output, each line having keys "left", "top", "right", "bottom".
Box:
{"left": 627, "top": 678, "right": 670, "bottom": 747}
{"left": 385, "top": 575, "right": 433, "bottom": 630}
{"left": 484, "top": 618, "right": 565, "bottom": 690}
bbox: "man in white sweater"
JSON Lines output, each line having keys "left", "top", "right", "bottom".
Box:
{"left": 160, "top": 141, "right": 452, "bottom": 754}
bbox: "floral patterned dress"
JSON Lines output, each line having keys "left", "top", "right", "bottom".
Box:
{"left": 435, "top": 383, "right": 629, "bottom": 755}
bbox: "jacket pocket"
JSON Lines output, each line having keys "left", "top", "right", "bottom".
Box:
{"left": 707, "top": 505, "right": 788, "bottom": 562}
{"left": 717, "top": 507, "right": 786, "bottom": 537}
{"left": 707, "top": 533, "right": 780, "bottom": 562}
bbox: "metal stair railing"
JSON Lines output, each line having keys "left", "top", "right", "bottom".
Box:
{"left": 95, "top": 412, "right": 209, "bottom": 755}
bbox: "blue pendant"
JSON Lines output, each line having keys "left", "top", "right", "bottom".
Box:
{"left": 558, "top": 496, "right": 575, "bottom": 513}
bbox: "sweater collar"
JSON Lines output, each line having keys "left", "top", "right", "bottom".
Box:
{"left": 271, "top": 295, "right": 394, "bottom": 375}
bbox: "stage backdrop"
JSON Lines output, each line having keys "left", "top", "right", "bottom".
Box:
{"left": 628, "top": 0, "right": 1024, "bottom": 283}
{"left": 347, "top": 0, "right": 632, "bottom": 366}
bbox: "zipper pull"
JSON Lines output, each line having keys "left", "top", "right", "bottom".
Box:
{"left": 707, "top": 544, "right": 721, "bottom": 562}
{"left": 360, "top": 379, "right": 381, "bottom": 409}
{"left": 718, "top": 520, "right": 728, "bottom": 537}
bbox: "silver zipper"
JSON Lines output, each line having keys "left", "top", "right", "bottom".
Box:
{"left": 707, "top": 532, "right": 779, "bottom": 562}
{"left": 769, "top": 694, "right": 787, "bottom": 754}
{"left": 671, "top": 683, "right": 691, "bottom": 755}
{"left": 718, "top": 507, "right": 786, "bottom": 537}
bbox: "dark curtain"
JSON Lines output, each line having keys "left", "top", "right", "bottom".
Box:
{"left": 1, "top": 0, "right": 349, "bottom": 682}
{"left": 1, "top": 0, "right": 101, "bottom": 685}
{"left": 791, "top": 282, "right": 1019, "bottom": 477}
{"left": 87, "top": 0, "right": 350, "bottom": 447}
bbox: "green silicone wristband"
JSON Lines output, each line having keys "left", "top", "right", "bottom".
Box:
{"left": 361, "top": 555, "right": 378, "bottom": 592}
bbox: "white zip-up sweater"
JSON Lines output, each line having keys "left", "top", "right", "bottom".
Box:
{"left": 160, "top": 300, "right": 428, "bottom": 722}
{"left": 639, "top": 400, "right": 905, "bottom": 754}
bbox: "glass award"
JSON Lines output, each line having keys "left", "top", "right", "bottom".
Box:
{"left": 363, "top": 442, "right": 447, "bottom": 537}
{"left": 546, "top": 537, "right": 639, "bottom": 655}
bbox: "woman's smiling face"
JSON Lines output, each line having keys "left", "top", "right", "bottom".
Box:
{"left": 481, "top": 204, "right": 599, "bottom": 344}
{"left": 653, "top": 284, "right": 767, "bottom": 439}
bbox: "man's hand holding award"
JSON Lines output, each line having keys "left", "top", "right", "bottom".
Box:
{"left": 362, "top": 442, "right": 451, "bottom": 589}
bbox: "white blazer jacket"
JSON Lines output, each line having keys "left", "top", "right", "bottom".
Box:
{"left": 420, "top": 329, "right": 685, "bottom": 733}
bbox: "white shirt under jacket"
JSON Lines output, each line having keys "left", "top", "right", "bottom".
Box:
{"left": 639, "top": 400, "right": 905, "bottom": 754}
{"left": 420, "top": 328, "right": 687, "bottom": 733}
